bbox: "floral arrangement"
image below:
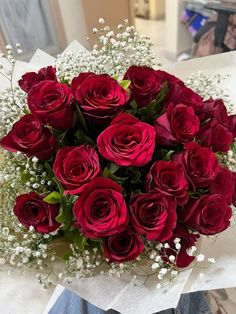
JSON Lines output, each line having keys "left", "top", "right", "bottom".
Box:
{"left": 0, "top": 20, "right": 236, "bottom": 289}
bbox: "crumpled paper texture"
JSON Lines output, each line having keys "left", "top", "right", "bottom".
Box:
{"left": 1, "top": 43, "right": 236, "bottom": 314}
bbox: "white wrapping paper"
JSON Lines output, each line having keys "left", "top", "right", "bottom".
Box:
{"left": 1, "top": 44, "right": 236, "bottom": 314}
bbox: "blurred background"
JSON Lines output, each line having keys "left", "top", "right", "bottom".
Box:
{"left": 0, "top": 0, "right": 236, "bottom": 64}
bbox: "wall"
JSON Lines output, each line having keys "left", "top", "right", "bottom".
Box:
{"left": 165, "top": 0, "right": 192, "bottom": 59}
{"left": 57, "top": 0, "right": 135, "bottom": 49}
{"left": 57, "top": 0, "right": 89, "bottom": 48}
{"left": 149, "top": 0, "right": 165, "bottom": 20}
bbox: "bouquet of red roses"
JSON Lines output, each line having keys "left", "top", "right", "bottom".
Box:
{"left": 0, "top": 61, "right": 236, "bottom": 285}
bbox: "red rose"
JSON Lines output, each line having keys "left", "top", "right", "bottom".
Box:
{"left": 27, "top": 80, "right": 74, "bottom": 130}
{"left": 18, "top": 66, "right": 57, "bottom": 93}
{"left": 103, "top": 229, "right": 144, "bottom": 263}
{"left": 233, "top": 172, "right": 236, "bottom": 206}
{"left": 129, "top": 192, "right": 177, "bottom": 241}
{"left": 53, "top": 145, "right": 100, "bottom": 194}
{"left": 13, "top": 192, "right": 60, "bottom": 234}
{"left": 154, "top": 103, "right": 199, "bottom": 146}
{"left": 97, "top": 113, "right": 156, "bottom": 167}
{"left": 173, "top": 142, "right": 219, "bottom": 188}
{"left": 198, "top": 98, "right": 228, "bottom": 126}
{"left": 146, "top": 160, "right": 189, "bottom": 205}
{"left": 0, "top": 114, "right": 56, "bottom": 160}
{"left": 155, "top": 71, "right": 203, "bottom": 112}
{"left": 73, "top": 177, "right": 128, "bottom": 238}
{"left": 179, "top": 194, "right": 232, "bottom": 235}
{"left": 160, "top": 225, "right": 200, "bottom": 268}
{"left": 156, "top": 70, "right": 183, "bottom": 85}
{"left": 123, "top": 66, "right": 162, "bottom": 107}
{"left": 197, "top": 118, "right": 233, "bottom": 152}
{"left": 210, "top": 166, "right": 234, "bottom": 204}
{"left": 228, "top": 114, "right": 236, "bottom": 138}
{"left": 71, "top": 73, "right": 129, "bottom": 124}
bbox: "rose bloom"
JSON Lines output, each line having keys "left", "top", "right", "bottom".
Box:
{"left": 173, "top": 142, "right": 219, "bottom": 188}
{"left": 146, "top": 160, "right": 189, "bottom": 205}
{"left": 97, "top": 113, "right": 156, "bottom": 167}
{"left": 0, "top": 114, "right": 56, "bottom": 160}
{"left": 53, "top": 145, "right": 101, "bottom": 194}
{"left": 71, "top": 72, "right": 129, "bottom": 124}
{"left": 103, "top": 229, "right": 144, "bottom": 263}
{"left": 179, "top": 194, "right": 232, "bottom": 235}
{"left": 27, "top": 80, "right": 74, "bottom": 130}
{"left": 160, "top": 224, "right": 200, "bottom": 268}
{"left": 233, "top": 172, "right": 236, "bottom": 206}
{"left": 210, "top": 166, "right": 234, "bottom": 204}
{"left": 129, "top": 192, "right": 177, "bottom": 242}
{"left": 18, "top": 66, "right": 57, "bottom": 93}
{"left": 198, "top": 98, "right": 228, "bottom": 126}
{"left": 197, "top": 118, "right": 233, "bottom": 153}
{"left": 155, "top": 70, "right": 203, "bottom": 112}
{"left": 73, "top": 177, "right": 128, "bottom": 238}
{"left": 154, "top": 103, "right": 200, "bottom": 146}
{"left": 228, "top": 114, "right": 236, "bottom": 138}
{"left": 123, "top": 66, "right": 162, "bottom": 107}
{"left": 13, "top": 192, "right": 60, "bottom": 234}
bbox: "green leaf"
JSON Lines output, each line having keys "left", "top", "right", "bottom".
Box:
{"left": 76, "top": 105, "right": 88, "bottom": 133}
{"left": 62, "top": 249, "right": 73, "bottom": 261}
{"left": 44, "top": 161, "right": 54, "bottom": 179}
{"left": 163, "top": 150, "right": 175, "bottom": 161}
{"left": 43, "top": 191, "right": 61, "bottom": 204}
{"left": 138, "top": 82, "right": 169, "bottom": 124}
{"left": 119, "top": 80, "right": 131, "bottom": 90}
{"left": 60, "top": 76, "right": 70, "bottom": 85}
{"left": 109, "top": 163, "right": 120, "bottom": 174}
{"left": 103, "top": 167, "right": 110, "bottom": 178}
{"left": 113, "top": 73, "right": 119, "bottom": 81}
{"left": 52, "top": 177, "right": 64, "bottom": 195}
{"left": 74, "top": 233, "right": 88, "bottom": 252}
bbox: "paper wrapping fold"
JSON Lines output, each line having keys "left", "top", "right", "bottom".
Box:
{"left": 1, "top": 43, "right": 236, "bottom": 314}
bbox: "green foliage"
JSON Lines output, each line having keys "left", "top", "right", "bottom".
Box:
{"left": 43, "top": 191, "right": 61, "bottom": 204}
{"left": 138, "top": 82, "right": 168, "bottom": 123}
{"left": 126, "top": 101, "right": 138, "bottom": 116}
{"left": 103, "top": 166, "right": 128, "bottom": 185}
{"left": 73, "top": 232, "right": 88, "bottom": 252}
{"left": 59, "top": 76, "right": 70, "bottom": 85}
{"left": 119, "top": 80, "right": 131, "bottom": 90}
{"left": 55, "top": 198, "right": 73, "bottom": 231}
{"left": 75, "top": 105, "right": 88, "bottom": 133}
{"left": 62, "top": 249, "right": 73, "bottom": 261}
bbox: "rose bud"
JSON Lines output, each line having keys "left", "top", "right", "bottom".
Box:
{"left": 97, "top": 113, "right": 156, "bottom": 167}
{"left": 27, "top": 80, "right": 74, "bottom": 130}
{"left": 0, "top": 114, "right": 56, "bottom": 160}
{"left": 103, "top": 229, "right": 144, "bottom": 263}
{"left": 73, "top": 177, "right": 128, "bottom": 238}
{"left": 53, "top": 145, "right": 101, "bottom": 195}
{"left": 13, "top": 192, "right": 60, "bottom": 234}
{"left": 18, "top": 66, "right": 57, "bottom": 93}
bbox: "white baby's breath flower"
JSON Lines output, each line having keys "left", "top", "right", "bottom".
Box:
{"left": 208, "top": 257, "right": 216, "bottom": 264}
{"left": 196, "top": 254, "right": 205, "bottom": 262}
